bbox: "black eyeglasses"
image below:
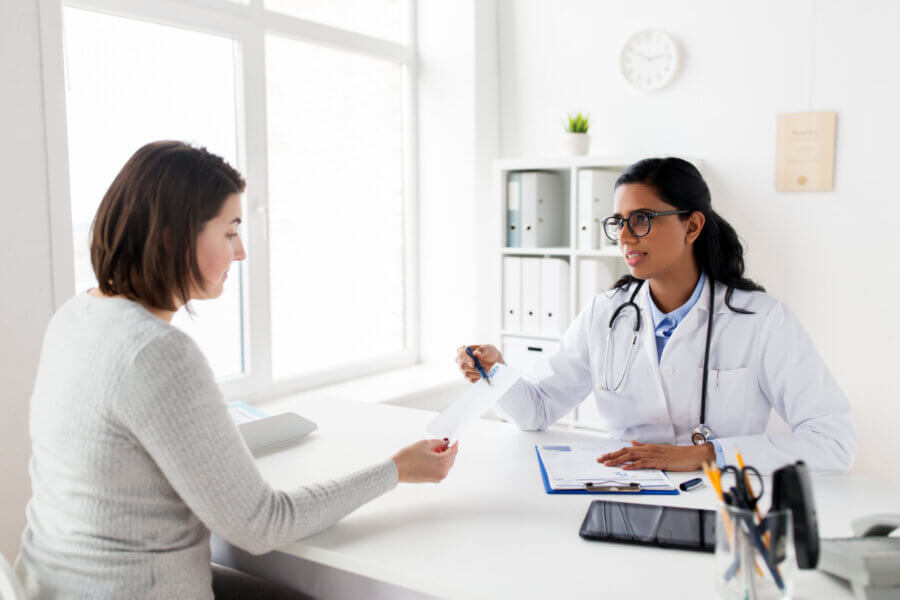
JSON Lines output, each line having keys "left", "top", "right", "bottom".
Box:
{"left": 602, "top": 210, "right": 691, "bottom": 241}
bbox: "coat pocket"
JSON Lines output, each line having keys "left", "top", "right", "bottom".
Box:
{"left": 702, "top": 367, "right": 755, "bottom": 437}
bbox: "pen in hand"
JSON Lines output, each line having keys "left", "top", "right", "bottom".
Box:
{"left": 465, "top": 346, "right": 492, "bottom": 386}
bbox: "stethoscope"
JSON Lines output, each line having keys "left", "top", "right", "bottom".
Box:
{"left": 600, "top": 277, "right": 716, "bottom": 446}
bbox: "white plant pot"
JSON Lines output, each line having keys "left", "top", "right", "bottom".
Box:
{"left": 566, "top": 132, "right": 590, "bottom": 156}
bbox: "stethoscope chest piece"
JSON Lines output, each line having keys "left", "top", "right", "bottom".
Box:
{"left": 691, "top": 424, "right": 714, "bottom": 445}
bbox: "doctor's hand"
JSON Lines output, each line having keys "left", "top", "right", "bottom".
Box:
{"left": 597, "top": 440, "right": 716, "bottom": 472}
{"left": 455, "top": 344, "right": 504, "bottom": 383}
{"left": 392, "top": 439, "right": 459, "bottom": 483}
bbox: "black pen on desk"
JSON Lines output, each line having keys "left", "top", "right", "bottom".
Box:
{"left": 679, "top": 477, "right": 704, "bottom": 492}
{"left": 465, "top": 346, "right": 492, "bottom": 386}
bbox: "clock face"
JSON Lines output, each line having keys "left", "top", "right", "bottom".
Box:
{"left": 620, "top": 30, "right": 679, "bottom": 91}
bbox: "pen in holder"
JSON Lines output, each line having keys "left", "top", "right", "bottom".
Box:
{"left": 714, "top": 505, "right": 796, "bottom": 600}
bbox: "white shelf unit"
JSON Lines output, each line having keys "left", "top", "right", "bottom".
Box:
{"left": 496, "top": 156, "right": 642, "bottom": 428}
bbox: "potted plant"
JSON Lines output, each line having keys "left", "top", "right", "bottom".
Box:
{"left": 565, "top": 112, "right": 591, "bottom": 156}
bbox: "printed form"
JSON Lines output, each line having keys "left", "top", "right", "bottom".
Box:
{"left": 537, "top": 444, "right": 676, "bottom": 491}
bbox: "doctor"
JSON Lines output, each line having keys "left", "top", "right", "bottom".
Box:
{"left": 457, "top": 157, "right": 856, "bottom": 474}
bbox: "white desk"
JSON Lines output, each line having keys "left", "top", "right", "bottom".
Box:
{"left": 211, "top": 397, "right": 899, "bottom": 599}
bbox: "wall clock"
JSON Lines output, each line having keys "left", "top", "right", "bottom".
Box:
{"left": 620, "top": 29, "right": 680, "bottom": 91}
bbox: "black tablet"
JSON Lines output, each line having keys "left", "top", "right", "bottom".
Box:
{"left": 579, "top": 500, "right": 716, "bottom": 553}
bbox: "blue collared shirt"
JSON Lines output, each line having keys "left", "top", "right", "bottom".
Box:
{"left": 646, "top": 272, "right": 726, "bottom": 467}
{"left": 648, "top": 271, "right": 706, "bottom": 362}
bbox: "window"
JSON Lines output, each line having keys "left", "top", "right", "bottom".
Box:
{"left": 44, "top": 0, "right": 417, "bottom": 397}
{"left": 266, "top": 35, "right": 406, "bottom": 379}
{"left": 264, "top": 0, "right": 406, "bottom": 43}
{"left": 63, "top": 8, "right": 245, "bottom": 379}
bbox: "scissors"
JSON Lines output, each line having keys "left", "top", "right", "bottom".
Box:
{"left": 721, "top": 464, "right": 764, "bottom": 511}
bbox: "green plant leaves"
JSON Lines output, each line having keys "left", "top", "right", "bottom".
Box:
{"left": 566, "top": 112, "right": 590, "bottom": 133}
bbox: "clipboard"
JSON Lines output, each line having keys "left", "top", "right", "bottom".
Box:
{"left": 535, "top": 446, "right": 679, "bottom": 495}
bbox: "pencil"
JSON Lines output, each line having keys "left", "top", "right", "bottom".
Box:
{"left": 702, "top": 461, "right": 732, "bottom": 541}
{"left": 703, "top": 461, "right": 764, "bottom": 578}
{"left": 734, "top": 449, "right": 768, "bottom": 579}
{"left": 735, "top": 449, "right": 763, "bottom": 520}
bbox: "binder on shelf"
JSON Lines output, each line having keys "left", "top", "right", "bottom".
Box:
{"left": 501, "top": 336, "right": 559, "bottom": 378}
{"left": 540, "top": 258, "right": 569, "bottom": 337}
{"left": 577, "top": 169, "right": 620, "bottom": 250}
{"left": 518, "top": 172, "right": 564, "bottom": 248}
{"left": 578, "top": 258, "right": 623, "bottom": 312}
{"left": 520, "top": 257, "right": 542, "bottom": 334}
{"left": 502, "top": 256, "right": 522, "bottom": 332}
{"left": 506, "top": 173, "right": 522, "bottom": 247}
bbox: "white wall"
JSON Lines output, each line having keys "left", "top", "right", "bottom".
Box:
{"left": 416, "top": 0, "right": 499, "bottom": 362}
{"left": 0, "top": 0, "right": 55, "bottom": 562}
{"left": 495, "top": 0, "right": 900, "bottom": 479}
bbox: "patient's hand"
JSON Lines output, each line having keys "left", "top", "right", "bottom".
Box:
{"left": 392, "top": 439, "right": 459, "bottom": 483}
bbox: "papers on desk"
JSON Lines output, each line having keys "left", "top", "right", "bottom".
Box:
{"left": 426, "top": 363, "right": 521, "bottom": 443}
{"left": 228, "top": 401, "right": 268, "bottom": 424}
{"left": 537, "top": 443, "right": 677, "bottom": 493}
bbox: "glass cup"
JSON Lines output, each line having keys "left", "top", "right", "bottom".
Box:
{"left": 714, "top": 506, "right": 796, "bottom": 600}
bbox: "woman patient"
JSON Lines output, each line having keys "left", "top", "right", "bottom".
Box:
{"left": 16, "top": 141, "right": 457, "bottom": 599}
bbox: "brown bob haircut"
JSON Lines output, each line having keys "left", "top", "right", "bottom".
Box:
{"left": 90, "top": 141, "right": 246, "bottom": 311}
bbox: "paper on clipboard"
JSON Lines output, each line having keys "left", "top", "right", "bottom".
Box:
{"left": 537, "top": 444, "right": 676, "bottom": 492}
{"left": 426, "top": 363, "right": 520, "bottom": 443}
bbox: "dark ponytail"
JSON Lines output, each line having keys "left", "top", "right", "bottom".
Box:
{"left": 611, "top": 157, "right": 764, "bottom": 313}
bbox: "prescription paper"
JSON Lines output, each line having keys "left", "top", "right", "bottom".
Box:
{"left": 426, "top": 363, "right": 521, "bottom": 443}
{"left": 537, "top": 444, "right": 676, "bottom": 491}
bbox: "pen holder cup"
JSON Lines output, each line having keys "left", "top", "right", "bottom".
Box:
{"left": 714, "top": 506, "right": 796, "bottom": 600}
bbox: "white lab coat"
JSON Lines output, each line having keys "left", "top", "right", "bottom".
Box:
{"left": 494, "top": 279, "right": 857, "bottom": 474}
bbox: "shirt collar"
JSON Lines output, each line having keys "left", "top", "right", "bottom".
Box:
{"left": 648, "top": 272, "right": 706, "bottom": 333}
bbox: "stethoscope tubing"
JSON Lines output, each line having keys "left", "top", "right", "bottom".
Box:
{"left": 600, "top": 277, "right": 716, "bottom": 437}
{"left": 600, "top": 282, "right": 644, "bottom": 393}
{"left": 699, "top": 279, "right": 715, "bottom": 435}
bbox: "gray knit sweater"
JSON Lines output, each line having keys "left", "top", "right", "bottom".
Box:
{"left": 16, "top": 292, "right": 398, "bottom": 599}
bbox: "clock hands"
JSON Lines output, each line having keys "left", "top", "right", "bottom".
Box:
{"left": 628, "top": 50, "right": 669, "bottom": 62}
{"left": 621, "top": 30, "right": 678, "bottom": 90}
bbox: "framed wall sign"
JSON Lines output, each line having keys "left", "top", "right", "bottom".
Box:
{"left": 775, "top": 111, "right": 837, "bottom": 192}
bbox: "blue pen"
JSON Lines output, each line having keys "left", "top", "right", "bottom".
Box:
{"left": 465, "top": 346, "right": 492, "bottom": 386}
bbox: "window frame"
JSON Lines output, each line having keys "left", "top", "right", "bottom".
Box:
{"left": 37, "top": 0, "right": 420, "bottom": 401}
